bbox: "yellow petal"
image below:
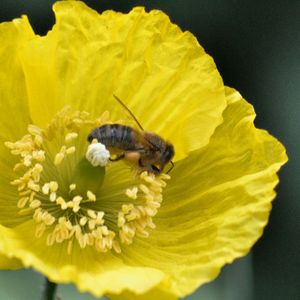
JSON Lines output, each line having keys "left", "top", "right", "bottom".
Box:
{"left": 0, "top": 2, "right": 288, "bottom": 299}
{"left": 107, "top": 284, "right": 178, "bottom": 300}
{"left": 19, "top": 1, "right": 226, "bottom": 160}
{"left": 121, "top": 87, "right": 287, "bottom": 297}
{"left": 0, "top": 221, "right": 166, "bottom": 297}
{"left": 0, "top": 251, "right": 23, "bottom": 270}
{"left": 0, "top": 17, "right": 34, "bottom": 227}
{"left": 0, "top": 16, "right": 33, "bottom": 142}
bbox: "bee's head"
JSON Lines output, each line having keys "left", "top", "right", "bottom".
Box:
{"left": 161, "top": 143, "right": 174, "bottom": 165}
{"left": 150, "top": 143, "right": 175, "bottom": 174}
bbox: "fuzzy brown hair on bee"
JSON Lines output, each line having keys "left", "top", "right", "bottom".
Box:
{"left": 87, "top": 96, "right": 175, "bottom": 175}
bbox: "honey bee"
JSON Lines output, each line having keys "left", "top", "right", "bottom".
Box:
{"left": 87, "top": 95, "right": 174, "bottom": 175}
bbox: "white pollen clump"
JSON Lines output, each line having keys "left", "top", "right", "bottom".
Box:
{"left": 86, "top": 142, "right": 110, "bottom": 167}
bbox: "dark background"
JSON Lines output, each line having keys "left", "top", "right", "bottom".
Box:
{"left": 0, "top": 1, "right": 299, "bottom": 299}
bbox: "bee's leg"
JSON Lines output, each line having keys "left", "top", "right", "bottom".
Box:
{"left": 138, "top": 159, "right": 155, "bottom": 174}
{"left": 138, "top": 158, "right": 144, "bottom": 167}
{"left": 109, "top": 153, "right": 125, "bottom": 161}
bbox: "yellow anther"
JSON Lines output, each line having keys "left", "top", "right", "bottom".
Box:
{"left": 65, "top": 132, "right": 78, "bottom": 143}
{"left": 13, "top": 163, "right": 24, "bottom": 172}
{"left": 54, "top": 152, "right": 65, "bottom": 165}
{"left": 101, "top": 226, "right": 109, "bottom": 236}
{"left": 126, "top": 208, "right": 140, "bottom": 221}
{"left": 125, "top": 187, "right": 138, "bottom": 199}
{"left": 23, "top": 155, "right": 32, "bottom": 167}
{"left": 17, "top": 197, "right": 29, "bottom": 208}
{"left": 69, "top": 183, "right": 76, "bottom": 192}
{"left": 60, "top": 145, "right": 67, "bottom": 153}
{"left": 34, "top": 135, "right": 43, "bottom": 147}
{"left": 11, "top": 179, "right": 22, "bottom": 186}
{"left": 139, "top": 184, "right": 149, "bottom": 194}
{"left": 88, "top": 219, "right": 96, "bottom": 230}
{"left": 32, "top": 150, "right": 45, "bottom": 162}
{"left": 56, "top": 197, "right": 67, "bottom": 209}
{"left": 72, "top": 195, "right": 82, "bottom": 205}
{"left": 19, "top": 190, "right": 31, "bottom": 196}
{"left": 73, "top": 205, "right": 80, "bottom": 213}
{"left": 87, "top": 190, "right": 96, "bottom": 202}
{"left": 4, "top": 141, "right": 14, "bottom": 149}
{"left": 18, "top": 208, "right": 33, "bottom": 216}
{"left": 117, "top": 213, "right": 126, "bottom": 227}
{"left": 79, "top": 217, "right": 88, "bottom": 226}
{"left": 160, "top": 173, "right": 171, "bottom": 180}
{"left": 122, "top": 204, "right": 134, "bottom": 214}
{"left": 66, "top": 201, "right": 74, "bottom": 208}
{"left": 33, "top": 208, "right": 43, "bottom": 222}
{"left": 42, "top": 183, "right": 50, "bottom": 195}
{"left": 28, "top": 124, "right": 43, "bottom": 136}
{"left": 32, "top": 164, "right": 43, "bottom": 182}
{"left": 145, "top": 207, "right": 156, "bottom": 216}
{"left": 66, "top": 146, "right": 76, "bottom": 155}
{"left": 72, "top": 118, "right": 83, "bottom": 127}
{"left": 136, "top": 229, "right": 149, "bottom": 238}
{"left": 50, "top": 192, "right": 57, "bottom": 202}
{"left": 78, "top": 234, "right": 87, "bottom": 249}
{"left": 44, "top": 214, "right": 56, "bottom": 225}
{"left": 145, "top": 194, "right": 154, "bottom": 202}
{"left": 72, "top": 196, "right": 82, "bottom": 213}
{"left": 87, "top": 209, "right": 97, "bottom": 219}
{"left": 27, "top": 181, "right": 40, "bottom": 192}
{"left": 49, "top": 181, "right": 58, "bottom": 192}
{"left": 96, "top": 211, "right": 105, "bottom": 224}
{"left": 137, "top": 206, "right": 146, "bottom": 217}
{"left": 30, "top": 199, "right": 41, "bottom": 209}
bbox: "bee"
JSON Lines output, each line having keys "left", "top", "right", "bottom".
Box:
{"left": 87, "top": 95, "right": 174, "bottom": 175}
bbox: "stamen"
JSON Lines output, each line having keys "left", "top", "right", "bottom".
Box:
{"left": 17, "top": 197, "right": 29, "bottom": 209}
{"left": 66, "top": 146, "right": 76, "bottom": 155}
{"left": 54, "top": 152, "right": 65, "bottom": 166}
{"left": 125, "top": 187, "right": 138, "bottom": 199}
{"left": 69, "top": 183, "right": 76, "bottom": 192}
{"left": 30, "top": 199, "right": 41, "bottom": 209}
{"left": 42, "top": 183, "right": 50, "bottom": 195}
{"left": 65, "top": 132, "right": 78, "bottom": 143}
{"left": 5, "top": 107, "right": 170, "bottom": 255}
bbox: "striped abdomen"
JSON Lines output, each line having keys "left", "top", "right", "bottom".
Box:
{"left": 87, "top": 124, "right": 138, "bottom": 151}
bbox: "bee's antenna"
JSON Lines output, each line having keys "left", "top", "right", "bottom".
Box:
{"left": 113, "top": 94, "right": 144, "bottom": 131}
{"left": 166, "top": 160, "right": 174, "bottom": 174}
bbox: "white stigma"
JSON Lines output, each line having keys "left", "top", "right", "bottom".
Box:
{"left": 86, "top": 141, "right": 110, "bottom": 167}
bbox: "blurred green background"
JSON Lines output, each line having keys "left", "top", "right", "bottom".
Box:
{"left": 0, "top": 1, "right": 299, "bottom": 299}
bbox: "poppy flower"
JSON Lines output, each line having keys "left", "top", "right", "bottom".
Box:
{"left": 0, "top": 1, "right": 287, "bottom": 299}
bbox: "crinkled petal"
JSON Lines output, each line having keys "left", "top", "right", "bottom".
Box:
{"left": 0, "top": 251, "right": 23, "bottom": 270}
{"left": 107, "top": 285, "right": 178, "bottom": 300}
{"left": 0, "top": 16, "right": 33, "bottom": 141}
{"left": 0, "top": 221, "right": 166, "bottom": 297}
{"left": 19, "top": 1, "right": 226, "bottom": 160}
{"left": 0, "top": 2, "right": 288, "bottom": 299}
{"left": 120, "top": 87, "right": 287, "bottom": 297}
{"left": 0, "top": 17, "right": 34, "bottom": 227}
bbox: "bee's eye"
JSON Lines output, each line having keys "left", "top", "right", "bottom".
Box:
{"left": 151, "top": 165, "right": 160, "bottom": 173}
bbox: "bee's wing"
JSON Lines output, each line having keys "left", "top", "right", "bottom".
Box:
{"left": 131, "top": 129, "right": 157, "bottom": 152}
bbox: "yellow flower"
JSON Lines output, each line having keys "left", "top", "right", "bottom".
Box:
{"left": 0, "top": 1, "right": 287, "bottom": 299}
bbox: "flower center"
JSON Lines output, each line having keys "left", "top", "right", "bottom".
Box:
{"left": 5, "top": 107, "right": 169, "bottom": 254}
